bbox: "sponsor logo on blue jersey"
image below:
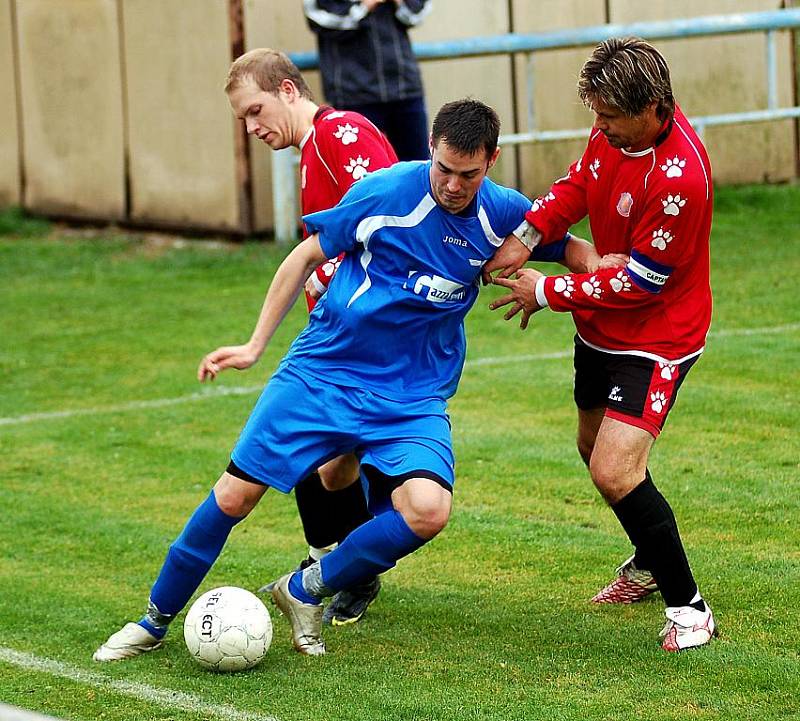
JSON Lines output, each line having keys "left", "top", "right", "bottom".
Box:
{"left": 404, "top": 270, "right": 466, "bottom": 304}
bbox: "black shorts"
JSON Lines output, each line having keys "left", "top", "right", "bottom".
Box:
{"left": 573, "top": 335, "right": 699, "bottom": 438}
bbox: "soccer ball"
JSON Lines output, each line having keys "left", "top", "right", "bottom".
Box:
{"left": 183, "top": 586, "right": 272, "bottom": 672}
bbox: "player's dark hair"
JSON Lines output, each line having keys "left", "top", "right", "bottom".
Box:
{"left": 431, "top": 99, "right": 500, "bottom": 160}
{"left": 578, "top": 37, "right": 674, "bottom": 120}
{"left": 225, "top": 48, "right": 314, "bottom": 100}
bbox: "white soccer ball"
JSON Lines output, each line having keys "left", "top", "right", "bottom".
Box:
{"left": 183, "top": 586, "right": 272, "bottom": 672}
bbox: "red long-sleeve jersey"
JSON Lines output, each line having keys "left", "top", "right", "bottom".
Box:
{"left": 299, "top": 107, "right": 397, "bottom": 309}
{"left": 528, "top": 105, "right": 712, "bottom": 363}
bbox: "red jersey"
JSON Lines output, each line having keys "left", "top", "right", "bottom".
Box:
{"left": 299, "top": 107, "right": 397, "bottom": 309}
{"left": 527, "top": 105, "right": 712, "bottom": 363}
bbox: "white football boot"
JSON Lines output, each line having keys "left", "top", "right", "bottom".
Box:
{"left": 660, "top": 604, "right": 716, "bottom": 652}
{"left": 93, "top": 622, "right": 162, "bottom": 662}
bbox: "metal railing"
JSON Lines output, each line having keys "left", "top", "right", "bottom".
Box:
{"left": 272, "top": 8, "right": 800, "bottom": 243}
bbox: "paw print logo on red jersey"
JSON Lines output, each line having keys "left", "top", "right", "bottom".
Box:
{"left": 590, "top": 158, "right": 600, "bottom": 180}
{"left": 581, "top": 275, "right": 602, "bottom": 299}
{"left": 662, "top": 194, "right": 686, "bottom": 216}
{"left": 334, "top": 123, "right": 359, "bottom": 145}
{"left": 658, "top": 362, "right": 677, "bottom": 380}
{"left": 661, "top": 156, "right": 686, "bottom": 178}
{"left": 609, "top": 270, "right": 631, "bottom": 293}
{"left": 345, "top": 156, "right": 370, "bottom": 180}
{"left": 651, "top": 228, "right": 674, "bottom": 251}
{"left": 553, "top": 276, "right": 575, "bottom": 298}
{"left": 321, "top": 257, "right": 341, "bottom": 278}
{"left": 650, "top": 390, "right": 668, "bottom": 414}
{"left": 530, "top": 191, "right": 555, "bottom": 213}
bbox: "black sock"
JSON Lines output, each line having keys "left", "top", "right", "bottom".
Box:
{"left": 612, "top": 476, "right": 699, "bottom": 608}
{"left": 294, "top": 472, "right": 373, "bottom": 548}
{"left": 631, "top": 469, "right": 654, "bottom": 570}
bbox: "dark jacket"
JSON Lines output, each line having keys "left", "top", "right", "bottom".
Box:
{"left": 304, "top": 0, "right": 431, "bottom": 106}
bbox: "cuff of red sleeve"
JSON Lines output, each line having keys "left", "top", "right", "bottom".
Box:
{"left": 309, "top": 271, "right": 327, "bottom": 295}
{"left": 535, "top": 276, "right": 549, "bottom": 308}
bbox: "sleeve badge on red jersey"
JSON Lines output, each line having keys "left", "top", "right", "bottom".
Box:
{"left": 660, "top": 156, "right": 686, "bottom": 178}
{"left": 345, "top": 156, "right": 370, "bottom": 180}
{"left": 651, "top": 228, "right": 674, "bottom": 251}
{"left": 662, "top": 194, "right": 686, "bottom": 216}
{"left": 334, "top": 123, "right": 359, "bottom": 145}
{"left": 553, "top": 276, "right": 575, "bottom": 298}
{"left": 581, "top": 275, "right": 603, "bottom": 299}
{"left": 610, "top": 270, "right": 631, "bottom": 292}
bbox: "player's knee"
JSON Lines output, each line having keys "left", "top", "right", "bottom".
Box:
{"left": 213, "top": 473, "right": 264, "bottom": 517}
{"left": 400, "top": 494, "right": 451, "bottom": 539}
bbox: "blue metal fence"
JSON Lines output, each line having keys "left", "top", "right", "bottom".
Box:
{"left": 271, "top": 8, "right": 800, "bottom": 243}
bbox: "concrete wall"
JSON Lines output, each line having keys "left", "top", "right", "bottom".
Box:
{"left": 0, "top": 0, "right": 20, "bottom": 208}
{"left": 121, "top": 0, "right": 241, "bottom": 231}
{"left": 511, "top": 0, "right": 608, "bottom": 197}
{"left": 15, "top": 0, "right": 125, "bottom": 219}
{"left": 610, "top": 0, "right": 797, "bottom": 185}
{"left": 1, "top": 0, "right": 797, "bottom": 231}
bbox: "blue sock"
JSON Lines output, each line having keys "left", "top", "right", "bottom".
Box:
{"left": 288, "top": 571, "right": 321, "bottom": 605}
{"left": 142, "top": 490, "right": 244, "bottom": 631}
{"left": 318, "top": 509, "right": 426, "bottom": 592}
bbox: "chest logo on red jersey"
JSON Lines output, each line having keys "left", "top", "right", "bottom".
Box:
{"left": 660, "top": 156, "right": 686, "bottom": 178}
{"left": 616, "top": 192, "right": 634, "bottom": 217}
{"left": 662, "top": 194, "right": 686, "bottom": 216}
{"left": 590, "top": 159, "right": 601, "bottom": 180}
{"left": 345, "top": 156, "right": 370, "bottom": 180}
{"left": 334, "top": 123, "right": 359, "bottom": 145}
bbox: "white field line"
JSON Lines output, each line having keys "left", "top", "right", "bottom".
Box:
{"left": 0, "top": 322, "right": 797, "bottom": 429}
{"left": 0, "top": 647, "right": 280, "bottom": 721}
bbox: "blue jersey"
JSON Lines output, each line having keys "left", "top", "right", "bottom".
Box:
{"left": 280, "top": 161, "right": 530, "bottom": 401}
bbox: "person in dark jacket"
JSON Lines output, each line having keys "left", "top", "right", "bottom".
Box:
{"left": 304, "top": 0, "right": 431, "bottom": 161}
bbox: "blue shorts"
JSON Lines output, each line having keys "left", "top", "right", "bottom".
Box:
{"left": 230, "top": 365, "right": 455, "bottom": 494}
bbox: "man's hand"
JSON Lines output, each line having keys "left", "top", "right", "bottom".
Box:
{"left": 305, "top": 274, "right": 323, "bottom": 302}
{"left": 489, "top": 268, "right": 544, "bottom": 330}
{"left": 198, "top": 343, "right": 260, "bottom": 382}
{"left": 598, "top": 253, "right": 629, "bottom": 270}
{"left": 481, "top": 233, "right": 531, "bottom": 285}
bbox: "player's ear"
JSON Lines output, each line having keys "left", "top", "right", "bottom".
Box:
{"left": 279, "top": 78, "right": 297, "bottom": 101}
{"left": 487, "top": 146, "right": 500, "bottom": 169}
{"left": 428, "top": 133, "right": 435, "bottom": 158}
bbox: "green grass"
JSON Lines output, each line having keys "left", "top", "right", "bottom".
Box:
{"left": 1, "top": 183, "right": 799, "bottom": 721}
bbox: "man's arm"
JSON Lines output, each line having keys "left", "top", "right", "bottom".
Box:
{"left": 393, "top": 0, "right": 432, "bottom": 26}
{"left": 482, "top": 231, "right": 623, "bottom": 285}
{"left": 198, "top": 235, "right": 328, "bottom": 381}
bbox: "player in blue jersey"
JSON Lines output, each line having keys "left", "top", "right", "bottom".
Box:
{"left": 93, "top": 99, "right": 605, "bottom": 661}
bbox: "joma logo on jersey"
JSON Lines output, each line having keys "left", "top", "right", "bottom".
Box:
{"left": 442, "top": 235, "right": 467, "bottom": 247}
{"left": 405, "top": 271, "right": 466, "bottom": 304}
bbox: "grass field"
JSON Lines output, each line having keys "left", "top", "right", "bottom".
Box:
{"left": 1, "top": 183, "right": 799, "bottom": 721}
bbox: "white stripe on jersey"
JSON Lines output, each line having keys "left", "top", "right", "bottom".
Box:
{"left": 477, "top": 206, "right": 505, "bottom": 247}
{"left": 675, "top": 119, "right": 711, "bottom": 200}
{"left": 347, "top": 193, "right": 438, "bottom": 308}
